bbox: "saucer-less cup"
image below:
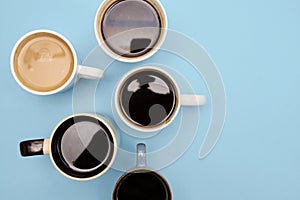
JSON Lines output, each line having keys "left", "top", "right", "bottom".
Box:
{"left": 112, "top": 143, "right": 172, "bottom": 200}
{"left": 11, "top": 30, "right": 104, "bottom": 95}
{"left": 94, "top": 0, "right": 167, "bottom": 62}
{"left": 19, "top": 113, "right": 118, "bottom": 181}
{"left": 115, "top": 66, "right": 206, "bottom": 132}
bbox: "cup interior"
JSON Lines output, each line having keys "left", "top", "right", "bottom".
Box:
{"left": 116, "top": 67, "right": 180, "bottom": 131}
{"left": 95, "top": 0, "right": 167, "bottom": 62}
{"left": 50, "top": 115, "right": 116, "bottom": 179}
{"left": 113, "top": 169, "right": 172, "bottom": 200}
{"left": 11, "top": 31, "right": 76, "bottom": 93}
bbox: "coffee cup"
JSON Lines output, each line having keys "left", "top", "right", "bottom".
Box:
{"left": 19, "top": 113, "right": 118, "bottom": 181}
{"left": 112, "top": 143, "right": 172, "bottom": 200}
{"left": 11, "top": 30, "right": 104, "bottom": 95}
{"left": 94, "top": 0, "right": 167, "bottom": 62}
{"left": 114, "top": 66, "right": 206, "bottom": 132}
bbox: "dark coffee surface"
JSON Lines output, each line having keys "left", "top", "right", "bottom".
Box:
{"left": 101, "top": 0, "right": 161, "bottom": 57}
{"left": 61, "top": 121, "right": 110, "bottom": 172}
{"left": 114, "top": 170, "right": 171, "bottom": 200}
{"left": 51, "top": 116, "right": 115, "bottom": 178}
{"left": 120, "top": 70, "right": 176, "bottom": 128}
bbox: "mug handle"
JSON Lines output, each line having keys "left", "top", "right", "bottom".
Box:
{"left": 136, "top": 143, "right": 147, "bottom": 168}
{"left": 20, "top": 138, "right": 50, "bottom": 157}
{"left": 77, "top": 65, "right": 104, "bottom": 79}
{"left": 180, "top": 94, "right": 206, "bottom": 106}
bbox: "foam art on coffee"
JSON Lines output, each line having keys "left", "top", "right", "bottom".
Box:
{"left": 13, "top": 32, "right": 74, "bottom": 92}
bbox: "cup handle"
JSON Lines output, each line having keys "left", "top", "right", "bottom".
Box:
{"left": 77, "top": 65, "right": 104, "bottom": 79}
{"left": 20, "top": 138, "right": 50, "bottom": 157}
{"left": 180, "top": 94, "right": 206, "bottom": 106}
{"left": 136, "top": 143, "right": 147, "bottom": 168}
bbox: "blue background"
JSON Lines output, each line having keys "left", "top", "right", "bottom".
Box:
{"left": 1, "top": 0, "right": 300, "bottom": 199}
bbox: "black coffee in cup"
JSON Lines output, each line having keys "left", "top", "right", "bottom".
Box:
{"left": 101, "top": 0, "right": 161, "bottom": 57}
{"left": 20, "top": 114, "right": 118, "bottom": 181}
{"left": 113, "top": 169, "right": 171, "bottom": 200}
{"left": 95, "top": 0, "right": 168, "bottom": 62}
{"left": 50, "top": 115, "right": 115, "bottom": 179}
{"left": 119, "top": 69, "right": 177, "bottom": 128}
{"left": 60, "top": 121, "right": 111, "bottom": 172}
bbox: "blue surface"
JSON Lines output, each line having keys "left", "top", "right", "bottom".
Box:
{"left": 1, "top": 0, "right": 300, "bottom": 199}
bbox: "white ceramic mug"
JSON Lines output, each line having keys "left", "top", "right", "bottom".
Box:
{"left": 11, "top": 30, "right": 104, "bottom": 95}
{"left": 94, "top": 0, "right": 168, "bottom": 62}
{"left": 19, "top": 113, "right": 118, "bottom": 181}
{"left": 114, "top": 66, "right": 206, "bottom": 132}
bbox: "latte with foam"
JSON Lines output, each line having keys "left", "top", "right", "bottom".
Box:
{"left": 12, "top": 32, "right": 74, "bottom": 92}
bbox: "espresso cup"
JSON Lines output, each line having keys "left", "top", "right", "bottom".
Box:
{"left": 114, "top": 66, "right": 206, "bottom": 132}
{"left": 113, "top": 143, "right": 172, "bottom": 200}
{"left": 94, "top": 0, "right": 167, "bottom": 62}
{"left": 11, "top": 30, "right": 104, "bottom": 95}
{"left": 19, "top": 113, "right": 118, "bottom": 181}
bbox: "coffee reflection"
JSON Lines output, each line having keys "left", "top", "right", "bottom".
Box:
{"left": 101, "top": 0, "right": 161, "bottom": 57}
{"left": 61, "top": 121, "right": 111, "bottom": 172}
{"left": 120, "top": 70, "right": 176, "bottom": 127}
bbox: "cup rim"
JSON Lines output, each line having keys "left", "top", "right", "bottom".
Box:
{"left": 48, "top": 113, "right": 118, "bottom": 181}
{"left": 94, "top": 0, "right": 168, "bottom": 63}
{"left": 10, "top": 29, "right": 78, "bottom": 95}
{"left": 114, "top": 66, "right": 181, "bottom": 133}
{"left": 112, "top": 168, "right": 172, "bottom": 200}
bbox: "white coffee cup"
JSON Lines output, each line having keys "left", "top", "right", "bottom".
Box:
{"left": 11, "top": 30, "right": 104, "bottom": 95}
{"left": 114, "top": 66, "right": 206, "bottom": 132}
{"left": 94, "top": 0, "right": 168, "bottom": 62}
{"left": 19, "top": 113, "right": 118, "bottom": 181}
